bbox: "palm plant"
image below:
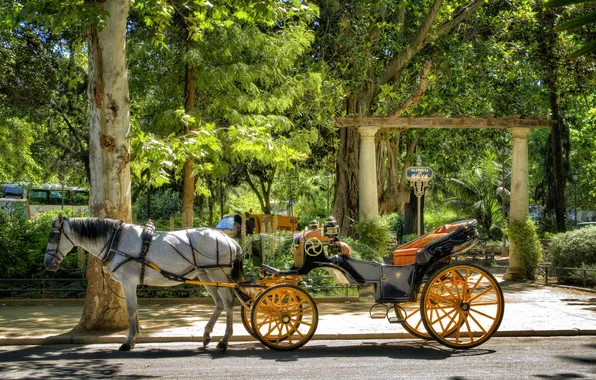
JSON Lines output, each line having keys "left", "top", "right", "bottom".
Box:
{"left": 545, "top": 0, "right": 596, "bottom": 58}
{"left": 443, "top": 151, "right": 509, "bottom": 234}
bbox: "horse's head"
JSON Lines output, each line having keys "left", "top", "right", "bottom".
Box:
{"left": 44, "top": 214, "right": 75, "bottom": 271}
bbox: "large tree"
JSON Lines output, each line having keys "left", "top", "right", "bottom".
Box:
{"left": 76, "top": 0, "right": 132, "bottom": 331}
{"left": 314, "top": 0, "right": 486, "bottom": 234}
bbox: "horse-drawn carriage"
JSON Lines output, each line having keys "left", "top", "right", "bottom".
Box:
{"left": 44, "top": 215, "right": 504, "bottom": 352}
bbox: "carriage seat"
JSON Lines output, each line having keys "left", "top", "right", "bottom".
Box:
{"left": 392, "top": 221, "right": 472, "bottom": 265}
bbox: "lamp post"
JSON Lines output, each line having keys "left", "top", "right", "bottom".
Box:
{"left": 572, "top": 170, "right": 578, "bottom": 228}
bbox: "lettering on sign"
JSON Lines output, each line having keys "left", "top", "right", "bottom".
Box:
{"left": 406, "top": 167, "right": 433, "bottom": 182}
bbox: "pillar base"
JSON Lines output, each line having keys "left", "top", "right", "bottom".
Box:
{"left": 503, "top": 267, "right": 523, "bottom": 281}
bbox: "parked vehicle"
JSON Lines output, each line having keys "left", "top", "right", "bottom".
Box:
{"left": 1, "top": 183, "right": 89, "bottom": 219}
{"left": 216, "top": 214, "right": 299, "bottom": 237}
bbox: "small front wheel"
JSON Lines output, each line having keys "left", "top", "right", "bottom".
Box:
{"left": 420, "top": 263, "right": 504, "bottom": 349}
{"left": 250, "top": 284, "right": 318, "bottom": 351}
{"left": 240, "top": 304, "right": 256, "bottom": 338}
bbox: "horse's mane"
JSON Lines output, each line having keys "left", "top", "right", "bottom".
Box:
{"left": 67, "top": 218, "right": 121, "bottom": 244}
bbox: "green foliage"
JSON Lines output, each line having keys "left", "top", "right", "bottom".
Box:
{"left": 402, "top": 233, "right": 419, "bottom": 244}
{"left": 379, "top": 213, "right": 404, "bottom": 243}
{"left": 442, "top": 150, "right": 506, "bottom": 235}
{"left": 342, "top": 237, "right": 382, "bottom": 263}
{"left": 507, "top": 217, "right": 542, "bottom": 280}
{"left": 545, "top": 0, "right": 596, "bottom": 58}
{"left": 132, "top": 188, "right": 182, "bottom": 228}
{"left": 424, "top": 208, "right": 460, "bottom": 232}
{"left": 0, "top": 209, "right": 82, "bottom": 278}
{"left": 354, "top": 218, "right": 392, "bottom": 259}
{"left": 550, "top": 226, "right": 596, "bottom": 269}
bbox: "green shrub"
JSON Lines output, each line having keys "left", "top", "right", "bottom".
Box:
{"left": 354, "top": 218, "right": 392, "bottom": 257}
{"left": 507, "top": 217, "right": 542, "bottom": 280}
{"left": 550, "top": 227, "right": 596, "bottom": 269}
{"left": 133, "top": 188, "right": 182, "bottom": 228}
{"left": 424, "top": 208, "right": 460, "bottom": 231}
{"left": 0, "top": 209, "right": 83, "bottom": 278}
{"left": 342, "top": 237, "right": 382, "bottom": 262}
{"left": 402, "top": 233, "right": 418, "bottom": 243}
{"left": 379, "top": 213, "right": 404, "bottom": 243}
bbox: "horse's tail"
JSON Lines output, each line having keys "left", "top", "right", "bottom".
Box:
{"left": 231, "top": 255, "right": 245, "bottom": 283}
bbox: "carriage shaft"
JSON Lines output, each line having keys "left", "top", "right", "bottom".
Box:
{"left": 185, "top": 279, "right": 237, "bottom": 288}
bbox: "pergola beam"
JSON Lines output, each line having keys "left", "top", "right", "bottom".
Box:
{"left": 336, "top": 116, "right": 549, "bottom": 129}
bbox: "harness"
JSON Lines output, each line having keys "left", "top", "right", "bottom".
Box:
{"left": 107, "top": 224, "right": 237, "bottom": 284}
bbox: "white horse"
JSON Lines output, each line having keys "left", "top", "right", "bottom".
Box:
{"left": 44, "top": 215, "right": 248, "bottom": 352}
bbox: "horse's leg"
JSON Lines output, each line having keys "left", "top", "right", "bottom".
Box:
{"left": 207, "top": 269, "right": 235, "bottom": 353}
{"left": 215, "top": 287, "right": 235, "bottom": 353}
{"left": 120, "top": 280, "right": 139, "bottom": 351}
{"left": 198, "top": 271, "right": 224, "bottom": 348}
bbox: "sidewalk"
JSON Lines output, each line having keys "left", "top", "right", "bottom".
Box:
{"left": 1, "top": 272, "right": 595, "bottom": 346}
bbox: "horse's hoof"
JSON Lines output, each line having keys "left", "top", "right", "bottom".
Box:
{"left": 119, "top": 343, "right": 132, "bottom": 351}
{"left": 216, "top": 341, "right": 228, "bottom": 353}
{"left": 202, "top": 337, "right": 211, "bottom": 348}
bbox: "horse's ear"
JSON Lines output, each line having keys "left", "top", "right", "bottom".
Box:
{"left": 58, "top": 213, "right": 63, "bottom": 224}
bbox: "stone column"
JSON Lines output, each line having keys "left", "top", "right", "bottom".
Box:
{"left": 504, "top": 127, "right": 532, "bottom": 281}
{"left": 358, "top": 126, "right": 380, "bottom": 221}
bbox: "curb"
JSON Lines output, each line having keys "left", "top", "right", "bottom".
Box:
{"left": 2, "top": 330, "right": 595, "bottom": 346}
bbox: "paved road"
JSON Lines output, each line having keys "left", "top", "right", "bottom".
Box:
{"left": 1, "top": 337, "right": 594, "bottom": 379}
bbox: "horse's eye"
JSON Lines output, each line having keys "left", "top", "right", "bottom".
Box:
{"left": 48, "top": 231, "right": 60, "bottom": 244}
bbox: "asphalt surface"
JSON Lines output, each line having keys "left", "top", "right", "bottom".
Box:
{"left": 1, "top": 337, "right": 595, "bottom": 379}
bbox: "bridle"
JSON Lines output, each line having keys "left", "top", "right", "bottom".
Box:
{"left": 45, "top": 220, "right": 76, "bottom": 267}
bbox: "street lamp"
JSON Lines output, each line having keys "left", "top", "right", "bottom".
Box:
{"left": 572, "top": 170, "right": 578, "bottom": 228}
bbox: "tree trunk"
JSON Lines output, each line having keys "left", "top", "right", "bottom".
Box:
{"left": 181, "top": 45, "right": 197, "bottom": 229}
{"left": 75, "top": 0, "right": 131, "bottom": 332}
{"left": 539, "top": 8, "right": 568, "bottom": 233}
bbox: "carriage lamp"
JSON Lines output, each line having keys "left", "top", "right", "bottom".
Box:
{"left": 324, "top": 216, "right": 340, "bottom": 237}
{"left": 308, "top": 220, "right": 319, "bottom": 230}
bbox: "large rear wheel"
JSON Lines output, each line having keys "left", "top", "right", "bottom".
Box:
{"left": 250, "top": 284, "right": 318, "bottom": 351}
{"left": 421, "top": 263, "right": 504, "bottom": 349}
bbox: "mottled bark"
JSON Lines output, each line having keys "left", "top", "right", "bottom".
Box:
{"left": 76, "top": 0, "right": 131, "bottom": 332}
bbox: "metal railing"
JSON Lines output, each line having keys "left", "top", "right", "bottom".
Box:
{"left": 538, "top": 263, "right": 596, "bottom": 288}
{"left": 0, "top": 275, "right": 359, "bottom": 299}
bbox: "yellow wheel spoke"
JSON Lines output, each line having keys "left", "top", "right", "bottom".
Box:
{"left": 468, "top": 286, "right": 494, "bottom": 303}
{"left": 467, "top": 311, "right": 488, "bottom": 334}
{"left": 469, "top": 301, "right": 498, "bottom": 307}
{"left": 466, "top": 273, "right": 484, "bottom": 301}
{"left": 255, "top": 315, "right": 272, "bottom": 328}
{"left": 427, "top": 293, "right": 457, "bottom": 306}
{"left": 435, "top": 308, "right": 458, "bottom": 332}
{"left": 437, "top": 274, "right": 459, "bottom": 300}
{"left": 464, "top": 316, "right": 475, "bottom": 342}
{"left": 468, "top": 307, "right": 497, "bottom": 321}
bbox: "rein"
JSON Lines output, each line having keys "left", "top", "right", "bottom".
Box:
{"left": 45, "top": 223, "right": 77, "bottom": 266}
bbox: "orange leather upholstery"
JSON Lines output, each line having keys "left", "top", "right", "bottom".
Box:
{"left": 392, "top": 221, "right": 469, "bottom": 265}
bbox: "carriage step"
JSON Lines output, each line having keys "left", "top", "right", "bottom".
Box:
{"left": 370, "top": 312, "right": 388, "bottom": 319}
{"left": 388, "top": 316, "right": 405, "bottom": 324}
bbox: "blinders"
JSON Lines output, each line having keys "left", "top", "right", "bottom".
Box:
{"left": 45, "top": 219, "right": 75, "bottom": 268}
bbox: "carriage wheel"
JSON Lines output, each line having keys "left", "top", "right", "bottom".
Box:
{"left": 396, "top": 278, "right": 461, "bottom": 340}
{"left": 250, "top": 284, "right": 318, "bottom": 351}
{"left": 395, "top": 301, "right": 430, "bottom": 339}
{"left": 240, "top": 305, "right": 256, "bottom": 339}
{"left": 421, "top": 263, "right": 504, "bottom": 349}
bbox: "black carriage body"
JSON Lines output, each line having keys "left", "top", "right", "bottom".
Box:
{"left": 259, "top": 220, "right": 478, "bottom": 304}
